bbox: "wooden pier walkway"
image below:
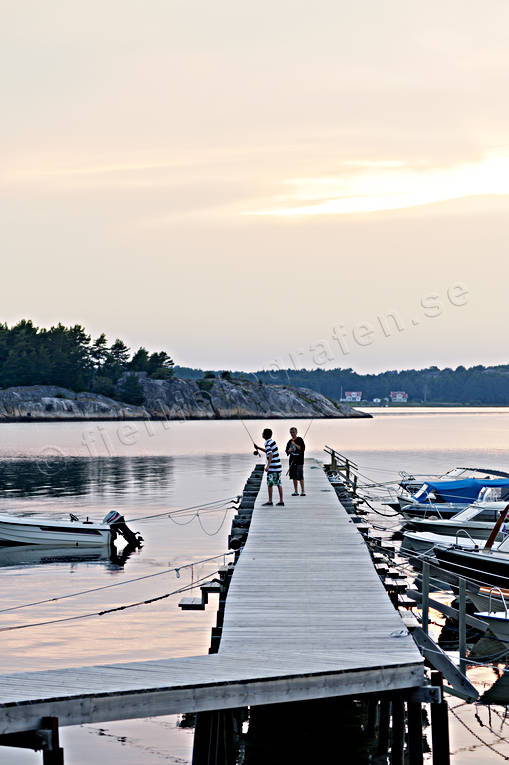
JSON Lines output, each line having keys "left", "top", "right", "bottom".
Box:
{"left": 0, "top": 462, "right": 423, "bottom": 737}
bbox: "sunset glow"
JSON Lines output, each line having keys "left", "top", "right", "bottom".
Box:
{"left": 249, "top": 153, "right": 509, "bottom": 216}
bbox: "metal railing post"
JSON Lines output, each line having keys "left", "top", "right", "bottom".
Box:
{"left": 458, "top": 577, "right": 467, "bottom": 675}
{"left": 422, "top": 562, "right": 430, "bottom": 635}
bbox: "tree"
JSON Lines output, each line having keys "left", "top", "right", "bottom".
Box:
{"left": 0, "top": 320, "right": 176, "bottom": 396}
{"left": 109, "top": 339, "right": 130, "bottom": 366}
{"left": 130, "top": 347, "right": 150, "bottom": 372}
{"left": 148, "top": 351, "right": 174, "bottom": 379}
{"left": 117, "top": 373, "right": 145, "bottom": 405}
{"left": 90, "top": 334, "right": 109, "bottom": 371}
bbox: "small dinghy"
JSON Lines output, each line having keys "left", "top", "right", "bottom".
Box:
{"left": 0, "top": 510, "right": 142, "bottom": 548}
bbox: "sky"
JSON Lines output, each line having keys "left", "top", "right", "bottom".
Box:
{"left": 2, "top": 0, "right": 509, "bottom": 373}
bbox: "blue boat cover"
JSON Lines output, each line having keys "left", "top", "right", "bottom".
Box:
{"left": 411, "top": 478, "right": 509, "bottom": 504}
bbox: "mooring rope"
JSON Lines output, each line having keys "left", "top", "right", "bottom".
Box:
{"left": 131, "top": 495, "right": 239, "bottom": 522}
{"left": 0, "top": 551, "right": 233, "bottom": 614}
{"left": 0, "top": 571, "right": 218, "bottom": 633}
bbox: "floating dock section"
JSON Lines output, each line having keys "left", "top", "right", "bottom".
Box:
{"left": 0, "top": 459, "right": 429, "bottom": 763}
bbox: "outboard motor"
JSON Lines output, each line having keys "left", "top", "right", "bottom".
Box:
{"left": 103, "top": 511, "right": 143, "bottom": 548}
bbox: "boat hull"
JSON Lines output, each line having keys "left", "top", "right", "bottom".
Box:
{"left": 474, "top": 612, "right": 509, "bottom": 642}
{"left": 435, "top": 547, "right": 509, "bottom": 589}
{"left": 400, "top": 503, "right": 468, "bottom": 519}
{"left": 404, "top": 519, "right": 505, "bottom": 540}
{"left": 402, "top": 531, "right": 484, "bottom": 554}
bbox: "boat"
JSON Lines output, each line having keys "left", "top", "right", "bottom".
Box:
{"left": 398, "top": 467, "right": 509, "bottom": 496}
{"left": 402, "top": 530, "right": 488, "bottom": 554}
{"left": 433, "top": 508, "right": 509, "bottom": 589}
{"left": 434, "top": 539, "right": 509, "bottom": 589}
{"left": 394, "top": 478, "right": 509, "bottom": 516}
{"left": 0, "top": 511, "right": 142, "bottom": 548}
{"left": 403, "top": 502, "right": 509, "bottom": 539}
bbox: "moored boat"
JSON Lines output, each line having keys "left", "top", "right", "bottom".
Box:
{"left": 402, "top": 530, "right": 486, "bottom": 554}
{"left": 403, "top": 503, "right": 509, "bottom": 539}
{"left": 396, "top": 478, "right": 509, "bottom": 516}
{"left": 0, "top": 511, "right": 142, "bottom": 548}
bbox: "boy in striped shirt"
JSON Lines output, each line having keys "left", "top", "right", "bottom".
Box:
{"left": 254, "top": 428, "right": 285, "bottom": 506}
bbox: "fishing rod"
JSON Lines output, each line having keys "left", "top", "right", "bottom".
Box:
{"left": 239, "top": 417, "right": 261, "bottom": 455}
{"left": 303, "top": 418, "right": 314, "bottom": 439}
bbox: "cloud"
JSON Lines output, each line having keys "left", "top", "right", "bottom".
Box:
{"left": 247, "top": 152, "right": 509, "bottom": 216}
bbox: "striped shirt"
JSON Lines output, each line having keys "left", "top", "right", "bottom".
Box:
{"left": 264, "top": 438, "right": 282, "bottom": 472}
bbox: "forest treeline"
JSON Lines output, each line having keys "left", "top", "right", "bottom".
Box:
{"left": 174, "top": 365, "right": 509, "bottom": 405}
{"left": 3, "top": 320, "right": 509, "bottom": 406}
{"left": 0, "top": 320, "right": 174, "bottom": 404}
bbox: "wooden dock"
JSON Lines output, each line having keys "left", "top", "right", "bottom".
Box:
{"left": 0, "top": 461, "right": 423, "bottom": 757}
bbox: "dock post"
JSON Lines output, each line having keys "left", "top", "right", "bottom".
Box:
{"left": 41, "top": 718, "right": 64, "bottom": 765}
{"left": 407, "top": 701, "right": 423, "bottom": 765}
{"left": 430, "top": 672, "right": 450, "bottom": 765}
{"left": 192, "top": 710, "right": 236, "bottom": 765}
{"left": 366, "top": 697, "right": 378, "bottom": 738}
{"left": 422, "top": 562, "right": 430, "bottom": 635}
{"left": 458, "top": 577, "right": 467, "bottom": 675}
{"left": 377, "top": 698, "right": 391, "bottom": 757}
{"left": 391, "top": 698, "right": 405, "bottom": 765}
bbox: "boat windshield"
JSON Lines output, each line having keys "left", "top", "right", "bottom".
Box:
{"left": 478, "top": 486, "right": 509, "bottom": 502}
{"left": 450, "top": 505, "right": 484, "bottom": 522}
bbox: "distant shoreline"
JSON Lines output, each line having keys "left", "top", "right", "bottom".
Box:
{"left": 0, "top": 413, "right": 362, "bottom": 424}
{"left": 0, "top": 382, "right": 371, "bottom": 422}
{"left": 360, "top": 402, "right": 509, "bottom": 408}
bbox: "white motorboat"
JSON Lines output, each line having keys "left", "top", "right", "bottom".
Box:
{"left": 0, "top": 511, "right": 142, "bottom": 548}
{"left": 402, "top": 530, "right": 486, "bottom": 554}
{"left": 403, "top": 503, "right": 509, "bottom": 540}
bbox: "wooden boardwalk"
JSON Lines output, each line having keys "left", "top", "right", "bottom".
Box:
{"left": 0, "top": 462, "right": 423, "bottom": 735}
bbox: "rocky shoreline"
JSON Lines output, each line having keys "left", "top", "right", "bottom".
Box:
{"left": 0, "top": 379, "right": 371, "bottom": 421}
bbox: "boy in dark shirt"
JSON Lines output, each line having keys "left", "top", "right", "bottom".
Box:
{"left": 285, "top": 426, "right": 306, "bottom": 496}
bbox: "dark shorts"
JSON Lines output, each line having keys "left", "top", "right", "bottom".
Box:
{"left": 289, "top": 463, "right": 304, "bottom": 481}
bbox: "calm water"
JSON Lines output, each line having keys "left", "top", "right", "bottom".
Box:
{"left": 3, "top": 410, "right": 509, "bottom": 762}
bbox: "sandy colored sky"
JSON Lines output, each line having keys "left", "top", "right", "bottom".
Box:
{"left": 2, "top": 0, "right": 509, "bottom": 372}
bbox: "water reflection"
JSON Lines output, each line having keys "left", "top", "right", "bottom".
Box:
{"left": 0, "top": 541, "right": 140, "bottom": 570}
{"left": 0, "top": 456, "right": 175, "bottom": 499}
